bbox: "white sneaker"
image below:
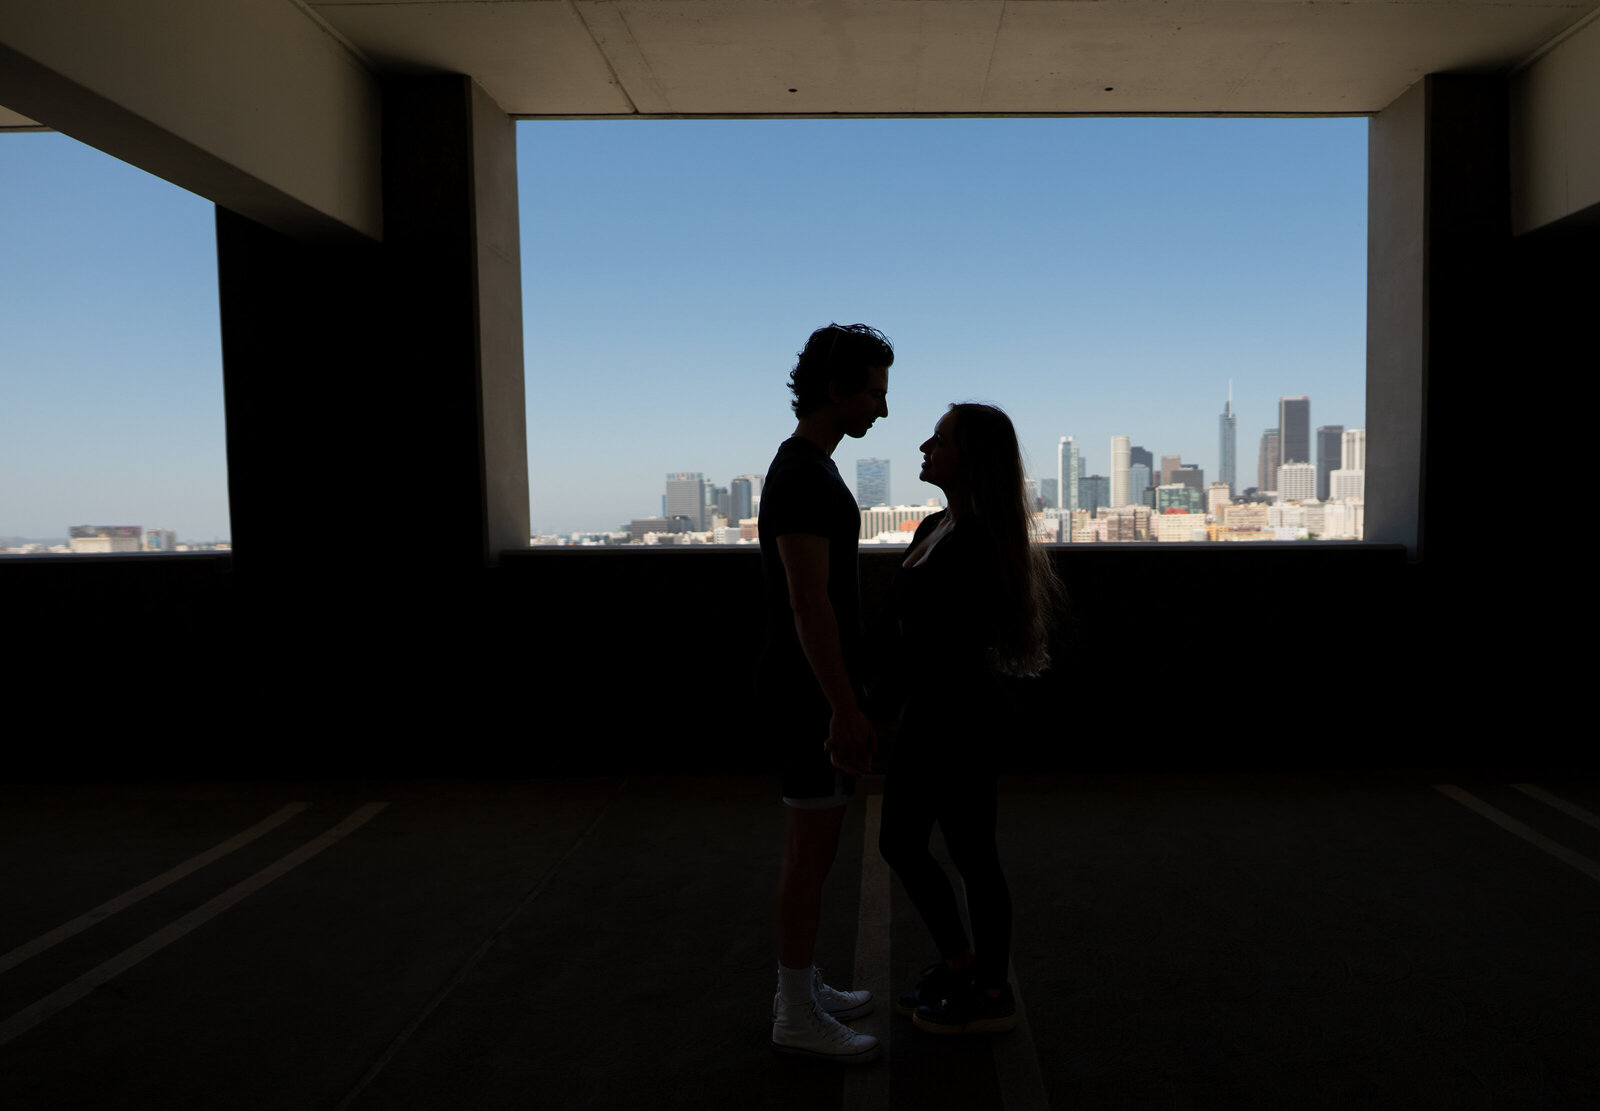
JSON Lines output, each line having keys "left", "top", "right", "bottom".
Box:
{"left": 771, "top": 967, "right": 874, "bottom": 1022}
{"left": 771, "top": 1000, "right": 880, "bottom": 1063}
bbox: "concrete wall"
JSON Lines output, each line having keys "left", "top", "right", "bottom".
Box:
{"left": 1512, "top": 12, "right": 1600, "bottom": 234}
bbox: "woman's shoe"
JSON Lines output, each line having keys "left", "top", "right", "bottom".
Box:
{"left": 895, "top": 962, "right": 971, "bottom": 1017}
{"left": 912, "top": 982, "right": 1017, "bottom": 1035}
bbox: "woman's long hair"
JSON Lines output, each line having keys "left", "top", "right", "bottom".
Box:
{"left": 946, "top": 403, "right": 1065, "bottom": 677}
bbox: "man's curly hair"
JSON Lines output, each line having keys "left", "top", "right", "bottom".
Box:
{"left": 788, "top": 323, "right": 894, "bottom": 417}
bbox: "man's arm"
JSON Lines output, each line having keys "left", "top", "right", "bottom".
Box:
{"left": 776, "top": 532, "right": 875, "bottom": 774}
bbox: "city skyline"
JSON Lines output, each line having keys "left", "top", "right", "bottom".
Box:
{"left": 4, "top": 117, "right": 1366, "bottom": 539}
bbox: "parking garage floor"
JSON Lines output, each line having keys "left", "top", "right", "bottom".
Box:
{"left": 1, "top": 773, "right": 1595, "bottom": 1110}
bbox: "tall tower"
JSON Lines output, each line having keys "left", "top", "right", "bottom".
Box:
{"left": 1342, "top": 428, "right": 1366, "bottom": 471}
{"left": 855, "top": 458, "right": 889, "bottom": 507}
{"left": 665, "top": 472, "right": 707, "bottom": 530}
{"left": 1279, "top": 396, "right": 1311, "bottom": 466}
{"left": 1316, "top": 425, "right": 1344, "bottom": 501}
{"left": 1057, "top": 436, "right": 1080, "bottom": 511}
{"left": 1219, "top": 383, "right": 1237, "bottom": 493}
{"left": 1110, "top": 435, "right": 1131, "bottom": 507}
{"left": 1259, "top": 429, "right": 1280, "bottom": 492}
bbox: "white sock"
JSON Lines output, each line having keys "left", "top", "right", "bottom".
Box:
{"left": 777, "top": 962, "right": 815, "bottom": 1008}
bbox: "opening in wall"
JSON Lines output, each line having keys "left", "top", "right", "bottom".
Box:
{"left": 517, "top": 117, "right": 1367, "bottom": 547}
{"left": 0, "top": 131, "right": 229, "bottom": 555}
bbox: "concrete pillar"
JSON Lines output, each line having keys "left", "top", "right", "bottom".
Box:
{"left": 1366, "top": 75, "right": 1509, "bottom": 562}
{"left": 216, "top": 77, "right": 527, "bottom": 737}
{"left": 217, "top": 75, "right": 526, "bottom": 586}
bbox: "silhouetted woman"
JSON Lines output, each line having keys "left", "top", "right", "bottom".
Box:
{"left": 876, "top": 402, "right": 1062, "bottom": 1035}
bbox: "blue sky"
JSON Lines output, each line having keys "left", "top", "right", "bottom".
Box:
{"left": 1, "top": 116, "right": 1366, "bottom": 540}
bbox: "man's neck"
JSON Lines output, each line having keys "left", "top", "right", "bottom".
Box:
{"left": 792, "top": 412, "right": 844, "bottom": 457}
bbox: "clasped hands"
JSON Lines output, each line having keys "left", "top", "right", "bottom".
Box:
{"left": 824, "top": 706, "right": 876, "bottom": 776}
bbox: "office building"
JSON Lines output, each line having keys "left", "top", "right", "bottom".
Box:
{"left": 1342, "top": 429, "right": 1367, "bottom": 472}
{"left": 1078, "top": 474, "right": 1110, "bottom": 515}
{"left": 1057, "top": 437, "right": 1080, "bottom": 512}
{"left": 1155, "top": 484, "right": 1203, "bottom": 513}
{"left": 664, "top": 472, "right": 706, "bottom": 531}
{"left": 1160, "top": 454, "right": 1182, "bottom": 486}
{"left": 856, "top": 458, "right": 889, "bottom": 507}
{"left": 1279, "top": 461, "right": 1317, "bottom": 501}
{"left": 1279, "top": 396, "right": 1311, "bottom": 466}
{"left": 1174, "top": 464, "right": 1205, "bottom": 493}
{"left": 1130, "top": 446, "right": 1153, "bottom": 477}
{"left": 1207, "top": 483, "right": 1233, "bottom": 515}
{"left": 859, "top": 503, "right": 941, "bottom": 541}
{"left": 1317, "top": 425, "right": 1344, "bottom": 501}
{"left": 67, "top": 525, "right": 142, "bottom": 554}
{"left": 730, "top": 476, "right": 756, "bottom": 523}
{"left": 1219, "top": 385, "right": 1237, "bottom": 493}
{"left": 1259, "top": 429, "right": 1281, "bottom": 491}
{"left": 1128, "top": 463, "right": 1151, "bottom": 506}
{"left": 1111, "top": 435, "right": 1131, "bottom": 507}
{"left": 1040, "top": 478, "right": 1059, "bottom": 510}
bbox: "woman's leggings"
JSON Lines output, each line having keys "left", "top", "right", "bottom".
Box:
{"left": 878, "top": 759, "right": 1012, "bottom": 990}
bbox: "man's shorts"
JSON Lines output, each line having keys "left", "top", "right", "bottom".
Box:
{"left": 776, "top": 701, "right": 855, "bottom": 809}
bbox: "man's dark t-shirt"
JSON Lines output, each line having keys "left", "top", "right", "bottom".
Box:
{"left": 756, "top": 436, "right": 863, "bottom": 728}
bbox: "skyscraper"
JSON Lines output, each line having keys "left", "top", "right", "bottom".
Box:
{"left": 1316, "top": 425, "right": 1344, "bottom": 501}
{"left": 1057, "top": 437, "right": 1080, "bottom": 511}
{"left": 664, "top": 472, "right": 706, "bottom": 530}
{"left": 1159, "top": 455, "right": 1182, "bottom": 486}
{"left": 1342, "top": 428, "right": 1366, "bottom": 472}
{"left": 1110, "top": 435, "right": 1131, "bottom": 506}
{"left": 1130, "top": 445, "right": 1153, "bottom": 476}
{"left": 855, "top": 458, "right": 889, "bottom": 507}
{"left": 1279, "top": 396, "right": 1311, "bottom": 466}
{"left": 730, "top": 475, "right": 756, "bottom": 522}
{"left": 1219, "top": 385, "right": 1237, "bottom": 493}
{"left": 1259, "top": 428, "right": 1281, "bottom": 492}
{"left": 1078, "top": 474, "right": 1110, "bottom": 515}
{"left": 1127, "top": 463, "right": 1151, "bottom": 506}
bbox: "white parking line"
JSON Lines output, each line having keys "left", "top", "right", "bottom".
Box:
{"left": 0, "top": 802, "right": 387, "bottom": 1048}
{"left": 0, "top": 802, "right": 310, "bottom": 976}
{"left": 1434, "top": 785, "right": 1600, "bottom": 883}
{"left": 992, "top": 957, "right": 1050, "bottom": 1111}
{"left": 332, "top": 781, "right": 627, "bottom": 1111}
{"left": 844, "top": 791, "right": 891, "bottom": 1111}
{"left": 1513, "top": 783, "right": 1600, "bottom": 832}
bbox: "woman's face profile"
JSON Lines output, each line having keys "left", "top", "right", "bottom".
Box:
{"left": 918, "top": 412, "right": 962, "bottom": 492}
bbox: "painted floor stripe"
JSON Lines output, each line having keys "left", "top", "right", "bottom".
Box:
{"left": 333, "top": 781, "right": 627, "bottom": 1111}
{"left": 1513, "top": 783, "right": 1600, "bottom": 832}
{"left": 0, "top": 802, "right": 387, "bottom": 1048}
{"left": 1434, "top": 785, "right": 1600, "bottom": 884}
{"left": 844, "top": 791, "right": 891, "bottom": 1111}
{"left": 956, "top": 876, "right": 1051, "bottom": 1111}
{"left": 0, "top": 802, "right": 310, "bottom": 977}
{"left": 993, "top": 956, "right": 1050, "bottom": 1111}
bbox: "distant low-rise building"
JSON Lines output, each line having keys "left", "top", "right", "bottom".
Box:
{"left": 68, "top": 525, "right": 141, "bottom": 553}
{"left": 859, "top": 502, "right": 941, "bottom": 541}
{"left": 1153, "top": 511, "right": 1207, "bottom": 542}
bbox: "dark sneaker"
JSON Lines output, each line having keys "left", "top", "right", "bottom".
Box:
{"left": 912, "top": 982, "right": 1017, "bottom": 1035}
{"left": 895, "top": 962, "right": 971, "bottom": 1018}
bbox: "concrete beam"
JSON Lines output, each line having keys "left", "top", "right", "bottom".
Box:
{"left": 0, "top": 1, "right": 380, "bottom": 241}
{"left": 1512, "top": 13, "right": 1600, "bottom": 235}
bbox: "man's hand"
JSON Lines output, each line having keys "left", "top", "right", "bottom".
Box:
{"left": 825, "top": 706, "right": 877, "bottom": 775}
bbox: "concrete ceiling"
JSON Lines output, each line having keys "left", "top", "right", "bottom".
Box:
{"left": 306, "top": 0, "right": 1600, "bottom": 117}
{"left": 3, "top": 0, "right": 1597, "bottom": 129}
